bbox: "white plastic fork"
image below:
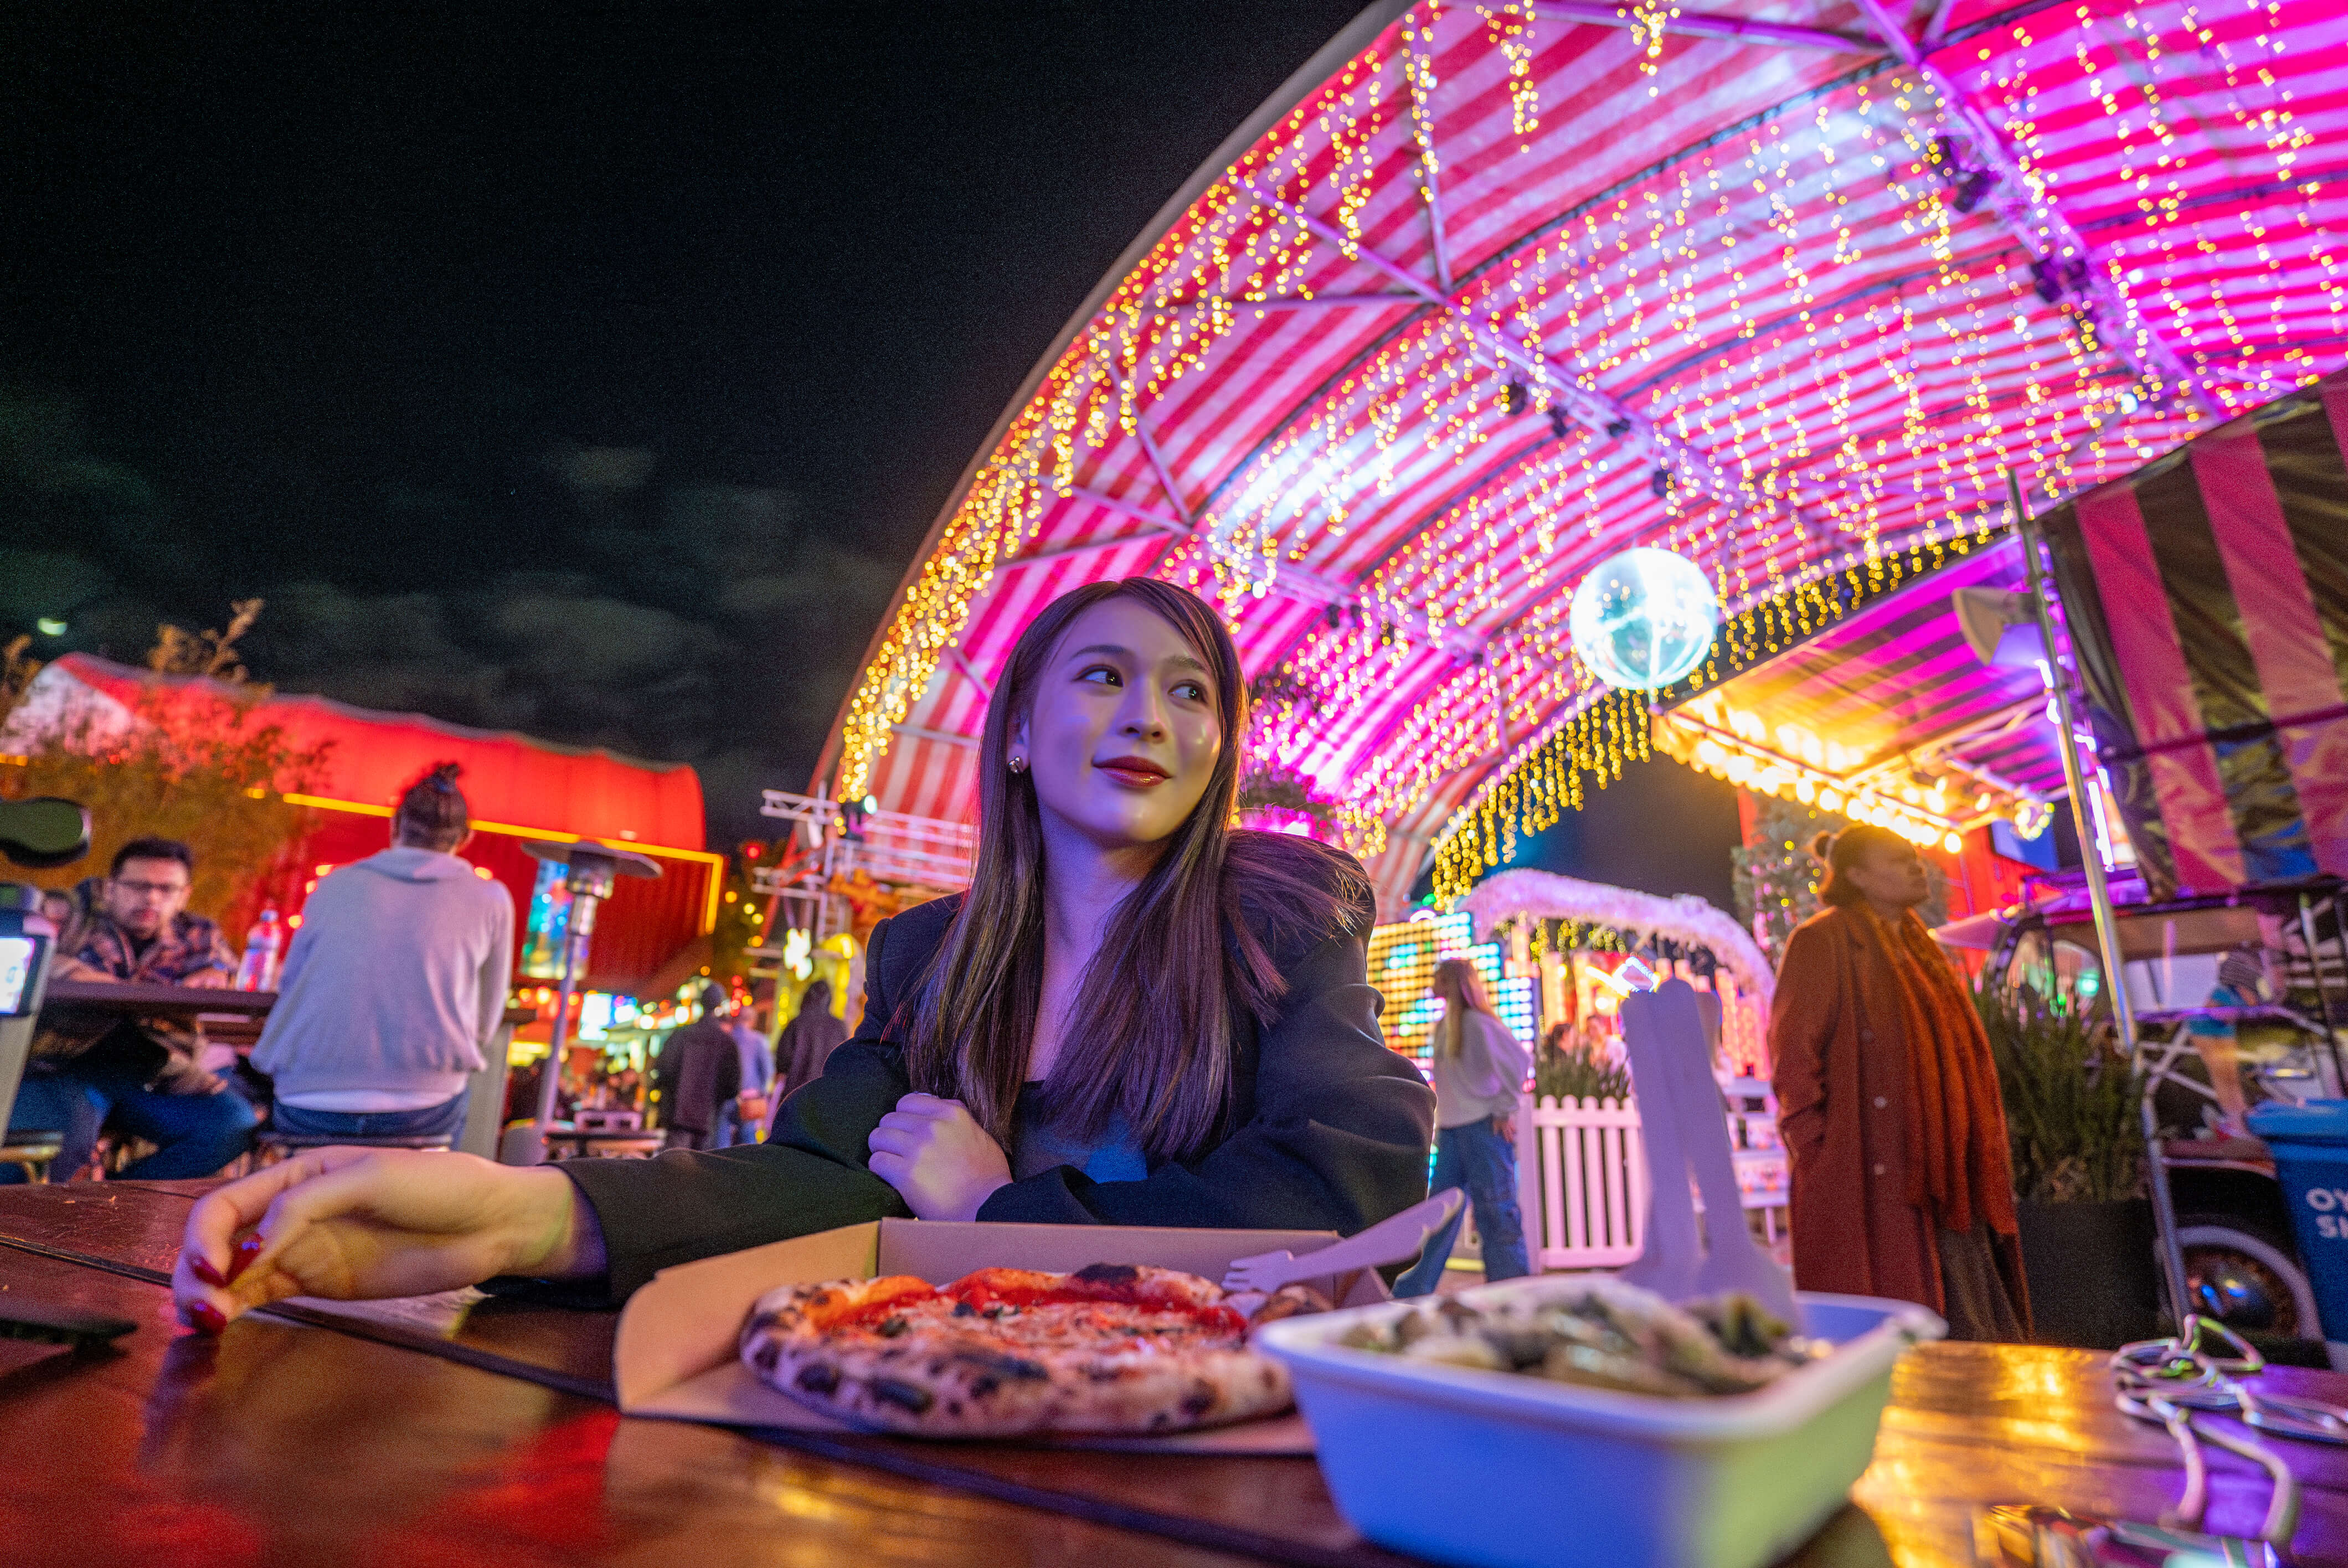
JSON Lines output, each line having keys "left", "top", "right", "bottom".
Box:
{"left": 1219, "top": 1188, "right": 1466, "bottom": 1296}
{"left": 1618, "top": 978, "right": 1798, "bottom": 1321}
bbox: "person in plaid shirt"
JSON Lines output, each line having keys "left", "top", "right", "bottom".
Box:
{"left": 0, "top": 837, "right": 258, "bottom": 1183}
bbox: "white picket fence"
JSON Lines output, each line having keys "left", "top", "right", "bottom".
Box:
{"left": 1513, "top": 1096, "right": 1650, "bottom": 1270}
{"left": 1508, "top": 1092, "right": 1790, "bottom": 1272}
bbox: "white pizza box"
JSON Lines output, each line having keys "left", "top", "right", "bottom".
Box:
{"left": 1254, "top": 1284, "right": 1945, "bottom": 1568}
{"left": 613, "top": 1218, "right": 1389, "bottom": 1453}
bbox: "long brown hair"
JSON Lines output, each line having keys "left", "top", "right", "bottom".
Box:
{"left": 1432, "top": 957, "right": 1497, "bottom": 1059}
{"left": 903, "top": 579, "right": 1366, "bottom": 1160}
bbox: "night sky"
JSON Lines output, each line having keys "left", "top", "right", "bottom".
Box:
{"left": 3, "top": 2, "right": 1740, "bottom": 905}
{"left": 1, "top": 3, "right": 1367, "bottom": 846}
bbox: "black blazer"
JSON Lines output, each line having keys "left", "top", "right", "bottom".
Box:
{"left": 559, "top": 861, "right": 1435, "bottom": 1301}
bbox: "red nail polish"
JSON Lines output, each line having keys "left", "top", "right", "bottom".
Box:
{"left": 226, "top": 1235, "right": 264, "bottom": 1284}
{"left": 189, "top": 1302, "right": 229, "bottom": 1335}
{"left": 189, "top": 1257, "right": 226, "bottom": 1288}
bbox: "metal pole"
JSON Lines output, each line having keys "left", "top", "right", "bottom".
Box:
{"left": 2007, "top": 471, "right": 2190, "bottom": 1323}
{"left": 2298, "top": 894, "right": 2346, "bottom": 1094}
{"left": 533, "top": 887, "right": 598, "bottom": 1132}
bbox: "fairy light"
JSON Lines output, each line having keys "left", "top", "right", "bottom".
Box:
{"left": 831, "top": 0, "right": 2344, "bottom": 881}
{"left": 1480, "top": 3, "right": 1542, "bottom": 135}
{"left": 1624, "top": 0, "right": 1679, "bottom": 95}
{"left": 1656, "top": 705, "right": 2030, "bottom": 843}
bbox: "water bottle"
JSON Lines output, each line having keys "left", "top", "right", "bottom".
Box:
{"left": 237, "top": 907, "right": 284, "bottom": 991}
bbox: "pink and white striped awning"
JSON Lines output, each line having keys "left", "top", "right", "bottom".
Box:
{"left": 816, "top": 0, "right": 2347, "bottom": 913}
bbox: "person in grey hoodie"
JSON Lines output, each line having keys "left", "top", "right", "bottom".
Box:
{"left": 251, "top": 762, "right": 515, "bottom": 1141}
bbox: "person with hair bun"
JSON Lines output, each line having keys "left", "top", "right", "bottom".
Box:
{"left": 249, "top": 762, "right": 516, "bottom": 1143}
{"left": 174, "top": 581, "right": 1433, "bottom": 1331}
{"left": 1768, "top": 823, "right": 2029, "bottom": 1339}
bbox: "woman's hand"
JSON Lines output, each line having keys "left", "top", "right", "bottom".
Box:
{"left": 866, "top": 1093, "right": 1013, "bottom": 1221}
{"left": 172, "top": 1148, "right": 605, "bottom": 1333}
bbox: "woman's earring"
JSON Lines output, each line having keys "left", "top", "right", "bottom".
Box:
{"left": 1008, "top": 755, "right": 1027, "bottom": 774}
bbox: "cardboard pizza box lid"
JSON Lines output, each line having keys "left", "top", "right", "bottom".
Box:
{"left": 612, "top": 1218, "right": 1388, "bottom": 1453}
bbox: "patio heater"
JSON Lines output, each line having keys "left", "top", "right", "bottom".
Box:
{"left": 2006, "top": 470, "right": 2190, "bottom": 1324}
{"left": 506, "top": 838, "right": 661, "bottom": 1166}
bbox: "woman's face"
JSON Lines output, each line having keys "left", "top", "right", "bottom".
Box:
{"left": 1844, "top": 838, "right": 1930, "bottom": 910}
{"left": 1016, "top": 597, "right": 1223, "bottom": 855}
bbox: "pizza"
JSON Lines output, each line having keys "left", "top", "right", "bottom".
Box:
{"left": 738, "top": 1262, "right": 1319, "bottom": 1437}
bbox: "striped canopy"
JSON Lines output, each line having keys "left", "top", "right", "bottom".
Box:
{"left": 2045, "top": 369, "right": 2348, "bottom": 898}
{"left": 815, "top": 0, "right": 2347, "bottom": 912}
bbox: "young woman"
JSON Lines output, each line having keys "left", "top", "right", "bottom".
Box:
{"left": 174, "top": 579, "right": 1435, "bottom": 1328}
{"left": 1392, "top": 957, "right": 1531, "bottom": 1296}
{"left": 1770, "top": 824, "right": 2030, "bottom": 1340}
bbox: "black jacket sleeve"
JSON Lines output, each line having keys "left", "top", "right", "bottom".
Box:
{"left": 555, "top": 886, "right": 1436, "bottom": 1302}
{"left": 974, "top": 920, "right": 1435, "bottom": 1237}
{"left": 555, "top": 914, "right": 918, "bottom": 1301}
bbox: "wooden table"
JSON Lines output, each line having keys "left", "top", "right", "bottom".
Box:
{"left": 541, "top": 1122, "right": 667, "bottom": 1159}
{"left": 42, "top": 979, "right": 277, "bottom": 1016}
{"left": 40, "top": 978, "right": 276, "bottom": 1049}
{"left": 5, "top": 1185, "right": 2348, "bottom": 1568}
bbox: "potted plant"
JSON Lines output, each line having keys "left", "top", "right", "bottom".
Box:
{"left": 1975, "top": 978, "right": 2160, "bottom": 1349}
{"left": 1534, "top": 1023, "right": 1631, "bottom": 1105}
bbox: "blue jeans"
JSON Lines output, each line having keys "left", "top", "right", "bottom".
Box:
{"left": 2, "top": 1061, "right": 258, "bottom": 1184}
{"left": 273, "top": 1091, "right": 469, "bottom": 1141}
{"left": 1396, "top": 1117, "right": 1532, "bottom": 1296}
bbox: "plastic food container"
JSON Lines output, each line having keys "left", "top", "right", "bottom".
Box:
{"left": 1254, "top": 1282, "right": 1943, "bottom": 1568}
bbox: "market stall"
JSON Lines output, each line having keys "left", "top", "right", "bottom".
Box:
{"left": 2, "top": 651, "right": 725, "bottom": 1138}
{"left": 1656, "top": 372, "right": 2348, "bottom": 1344}
{"left": 3, "top": 651, "right": 722, "bottom": 992}
{"left": 774, "top": 2, "right": 2348, "bottom": 1539}
{"left": 1441, "top": 868, "right": 1788, "bottom": 1268}
{"left": 6, "top": 3, "right": 2342, "bottom": 1564}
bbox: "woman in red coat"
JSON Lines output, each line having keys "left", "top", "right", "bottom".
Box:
{"left": 1770, "top": 825, "right": 2030, "bottom": 1340}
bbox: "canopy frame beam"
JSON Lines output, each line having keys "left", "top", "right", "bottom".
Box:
{"left": 1849, "top": 0, "right": 2216, "bottom": 416}
{"left": 1402, "top": 17, "right": 1456, "bottom": 293}
{"left": 1156, "top": 292, "right": 1424, "bottom": 319}
{"left": 1001, "top": 528, "right": 1169, "bottom": 568}
{"left": 1244, "top": 182, "right": 1792, "bottom": 550}
{"left": 1029, "top": 467, "right": 1350, "bottom": 605}
{"left": 1532, "top": 1, "right": 1879, "bottom": 54}
{"left": 1135, "top": 421, "right": 1194, "bottom": 527}
{"left": 949, "top": 648, "right": 994, "bottom": 702}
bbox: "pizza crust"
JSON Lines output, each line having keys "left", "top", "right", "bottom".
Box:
{"left": 738, "top": 1263, "right": 1297, "bottom": 1438}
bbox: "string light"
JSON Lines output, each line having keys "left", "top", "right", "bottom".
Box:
{"left": 829, "top": 0, "right": 2342, "bottom": 892}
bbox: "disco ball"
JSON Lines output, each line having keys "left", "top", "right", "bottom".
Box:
{"left": 1567, "top": 546, "right": 1720, "bottom": 691}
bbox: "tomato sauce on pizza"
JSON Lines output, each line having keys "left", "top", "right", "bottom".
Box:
{"left": 739, "top": 1262, "right": 1300, "bottom": 1437}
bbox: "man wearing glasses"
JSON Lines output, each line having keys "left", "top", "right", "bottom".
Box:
{"left": 1, "top": 838, "right": 258, "bottom": 1183}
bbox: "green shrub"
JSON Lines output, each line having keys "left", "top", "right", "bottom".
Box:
{"left": 1976, "top": 976, "right": 2145, "bottom": 1204}
{"left": 1535, "top": 1029, "right": 1633, "bottom": 1105}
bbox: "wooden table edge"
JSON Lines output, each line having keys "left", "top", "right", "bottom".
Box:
{"left": 0, "top": 1227, "right": 1402, "bottom": 1567}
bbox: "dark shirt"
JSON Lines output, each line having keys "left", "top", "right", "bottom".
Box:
{"left": 35, "top": 907, "right": 238, "bottom": 1092}
{"left": 651, "top": 1019, "right": 742, "bottom": 1134}
{"left": 775, "top": 994, "right": 848, "bottom": 1093}
{"left": 556, "top": 858, "right": 1435, "bottom": 1301}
